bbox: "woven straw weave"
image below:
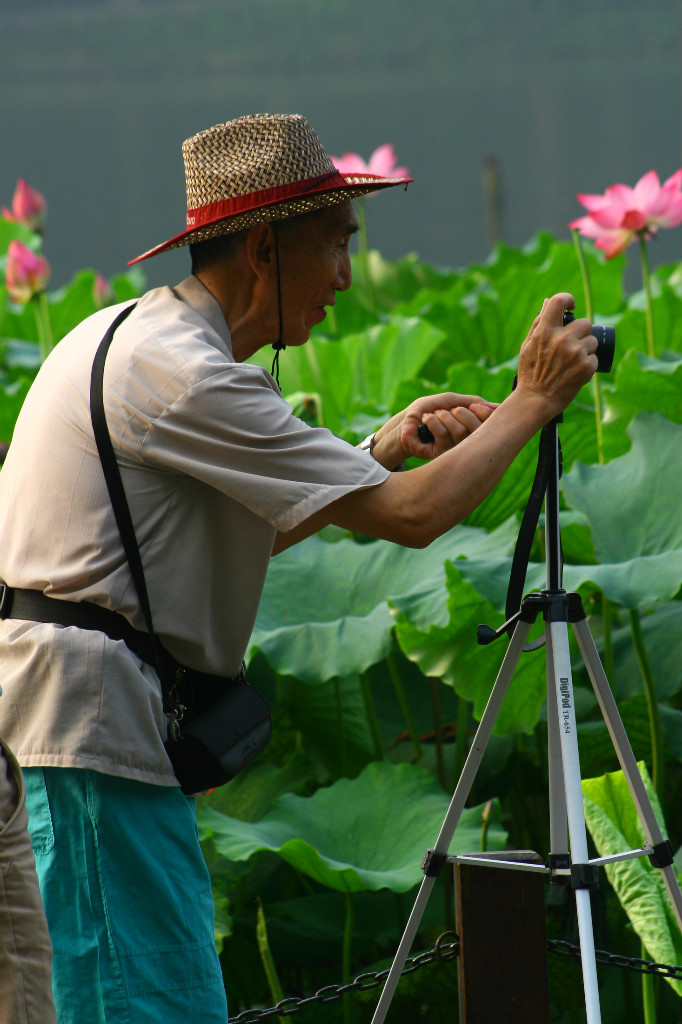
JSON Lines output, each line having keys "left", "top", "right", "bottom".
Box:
{"left": 183, "top": 114, "right": 336, "bottom": 207}
{"left": 131, "top": 113, "right": 409, "bottom": 261}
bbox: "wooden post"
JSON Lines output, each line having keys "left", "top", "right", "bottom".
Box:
{"left": 454, "top": 851, "right": 550, "bottom": 1023}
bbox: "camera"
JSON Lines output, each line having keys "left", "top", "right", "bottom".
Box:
{"left": 416, "top": 308, "right": 616, "bottom": 445}
{"left": 562, "top": 310, "right": 615, "bottom": 374}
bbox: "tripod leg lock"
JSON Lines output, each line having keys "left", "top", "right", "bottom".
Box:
{"left": 648, "top": 839, "right": 674, "bottom": 869}
{"left": 571, "top": 863, "right": 600, "bottom": 891}
{"left": 547, "top": 853, "right": 572, "bottom": 885}
{"left": 421, "top": 849, "right": 447, "bottom": 878}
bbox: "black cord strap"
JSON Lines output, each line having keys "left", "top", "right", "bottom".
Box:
{"left": 89, "top": 303, "right": 178, "bottom": 703}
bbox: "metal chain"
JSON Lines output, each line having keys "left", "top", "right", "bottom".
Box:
{"left": 230, "top": 933, "right": 459, "bottom": 1022}
{"left": 547, "top": 938, "right": 682, "bottom": 980}
{"left": 231, "top": 933, "right": 682, "bottom": 1022}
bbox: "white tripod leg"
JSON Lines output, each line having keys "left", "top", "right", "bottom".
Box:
{"left": 546, "top": 628, "right": 568, "bottom": 857}
{"left": 549, "top": 621, "right": 602, "bottom": 1024}
{"left": 369, "top": 619, "right": 533, "bottom": 1024}
{"left": 573, "top": 618, "right": 682, "bottom": 931}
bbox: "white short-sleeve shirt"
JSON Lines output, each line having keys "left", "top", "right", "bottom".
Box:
{"left": 0, "top": 275, "right": 389, "bottom": 784}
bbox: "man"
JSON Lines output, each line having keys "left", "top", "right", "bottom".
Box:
{"left": 0, "top": 113, "right": 597, "bottom": 1022}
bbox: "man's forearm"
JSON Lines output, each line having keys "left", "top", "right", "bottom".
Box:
{"left": 322, "top": 387, "right": 556, "bottom": 548}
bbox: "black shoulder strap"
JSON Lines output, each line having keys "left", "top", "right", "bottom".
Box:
{"left": 89, "top": 303, "right": 174, "bottom": 690}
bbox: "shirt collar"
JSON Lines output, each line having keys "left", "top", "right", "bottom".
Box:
{"left": 173, "top": 275, "right": 233, "bottom": 355}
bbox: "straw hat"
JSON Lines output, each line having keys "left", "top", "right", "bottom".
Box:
{"left": 130, "top": 113, "right": 412, "bottom": 264}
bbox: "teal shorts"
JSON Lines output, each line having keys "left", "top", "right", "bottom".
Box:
{"left": 23, "top": 767, "right": 228, "bottom": 1024}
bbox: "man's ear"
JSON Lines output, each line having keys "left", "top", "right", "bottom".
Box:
{"left": 245, "top": 223, "right": 276, "bottom": 279}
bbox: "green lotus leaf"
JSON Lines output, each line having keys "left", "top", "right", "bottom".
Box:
{"left": 406, "top": 234, "right": 625, "bottom": 375}
{"left": 561, "top": 413, "right": 682, "bottom": 568}
{"left": 249, "top": 314, "right": 445, "bottom": 435}
{"left": 198, "top": 760, "right": 507, "bottom": 894}
{"left": 601, "top": 350, "right": 682, "bottom": 460}
{"left": 392, "top": 561, "right": 548, "bottom": 735}
{"left": 198, "top": 747, "right": 317, "bottom": 824}
{"left": 250, "top": 520, "right": 518, "bottom": 683}
{"left": 582, "top": 763, "right": 682, "bottom": 995}
{"left": 0, "top": 377, "right": 32, "bottom": 443}
{"left": 614, "top": 281, "right": 682, "bottom": 358}
{"left": 577, "top": 696, "right": 682, "bottom": 780}
{"left": 572, "top": 601, "right": 682, "bottom": 705}
{"left": 283, "top": 674, "right": 378, "bottom": 777}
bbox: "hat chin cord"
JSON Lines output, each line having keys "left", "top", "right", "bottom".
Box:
{"left": 270, "top": 221, "right": 286, "bottom": 388}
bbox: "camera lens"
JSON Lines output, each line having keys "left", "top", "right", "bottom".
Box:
{"left": 562, "top": 311, "right": 615, "bottom": 374}
{"left": 590, "top": 323, "right": 615, "bottom": 374}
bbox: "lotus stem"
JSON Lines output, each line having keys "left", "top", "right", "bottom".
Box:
{"left": 572, "top": 229, "right": 615, "bottom": 690}
{"left": 480, "top": 799, "right": 493, "bottom": 852}
{"left": 641, "top": 940, "right": 657, "bottom": 1024}
{"left": 571, "top": 229, "right": 594, "bottom": 323}
{"left": 639, "top": 237, "right": 655, "bottom": 358}
{"left": 342, "top": 892, "right": 355, "bottom": 1024}
{"left": 629, "top": 609, "right": 663, "bottom": 795}
{"left": 359, "top": 673, "right": 384, "bottom": 760}
{"left": 256, "top": 900, "right": 286, "bottom": 1022}
{"left": 454, "top": 695, "right": 469, "bottom": 787}
{"left": 385, "top": 653, "right": 421, "bottom": 761}
{"left": 429, "top": 678, "right": 447, "bottom": 792}
{"left": 33, "top": 291, "right": 54, "bottom": 363}
{"left": 571, "top": 229, "right": 605, "bottom": 465}
{"left": 335, "top": 678, "right": 347, "bottom": 777}
{"left": 601, "top": 595, "right": 615, "bottom": 691}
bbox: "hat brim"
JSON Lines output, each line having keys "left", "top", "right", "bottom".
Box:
{"left": 129, "top": 172, "right": 411, "bottom": 264}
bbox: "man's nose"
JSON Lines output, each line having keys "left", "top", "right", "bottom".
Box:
{"left": 335, "top": 250, "right": 352, "bottom": 291}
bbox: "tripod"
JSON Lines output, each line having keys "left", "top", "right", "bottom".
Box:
{"left": 370, "top": 416, "right": 682, "bottom": 1024}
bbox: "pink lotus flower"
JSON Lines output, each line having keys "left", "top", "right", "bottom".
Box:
{"left": 331, "top": 143, "right": 410, "bottom": 181}
{"left": 2, "top": 178, "right": 47, "bottom": 232}
{"left": 5, "top": 239, "right": 51, "bottom": 303}
{"left": 93, "top": 273, "right": 115, "bottom": 309}
{"left": 570, "top": 169, "right": 682, "bottom": 259}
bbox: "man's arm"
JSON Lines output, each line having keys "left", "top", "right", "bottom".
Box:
{"left": 273, "top": 293, "right": 597, "bottom": 553}
{"left": 270, "top": 395, "right": 496, "bottom": 555}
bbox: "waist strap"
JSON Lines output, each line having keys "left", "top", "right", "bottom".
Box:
{"left": 0, "top": 583, "right": 160, "bottom": 669}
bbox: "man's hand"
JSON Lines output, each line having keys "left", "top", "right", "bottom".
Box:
{"left": 515, "top": 293, "right": 598, "bottom": 418}
{"left": 369, "top": 393, "right": 498, "bottom": 469}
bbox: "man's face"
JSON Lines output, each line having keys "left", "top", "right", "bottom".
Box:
{"left": 275, "top": 202, "right": 357, "bottom": 347}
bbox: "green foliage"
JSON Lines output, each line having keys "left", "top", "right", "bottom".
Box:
{"left": 2, "top": 220, "right": 681, "bottom": 1021}
{"left": 201, "top": 761, "right": 506, "bottom": 894}
{"left": 583, "top": 764, "right": 682, "bottom": 996}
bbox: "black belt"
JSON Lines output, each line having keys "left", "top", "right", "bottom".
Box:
{"left": 0, "top": 582, "right": 159, "bottom": 669}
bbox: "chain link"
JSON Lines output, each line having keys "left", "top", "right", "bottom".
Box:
{"left": 230, "top": 935, "right": 459, "bottom": 1022}
{"left": 547, "top": 938, "right": 682, "bottom": 980}
{"left": 231, "top": 933, "right": 682, "bottom": 1022}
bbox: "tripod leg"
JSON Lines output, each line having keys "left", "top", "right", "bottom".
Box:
{"left": 546, "top": 629, "right": 568, "bottom": 857}
{"left": 572, "top": 618, "right": 682, "bottom": 931}
{"left": 369, "top": 619, "right": 533, "bottom": 1024}
{"left": 549, "top": 621, "right": 602, "bottom": 1024}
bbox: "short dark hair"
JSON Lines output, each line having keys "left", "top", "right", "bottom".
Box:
{"left": 189, "top": 229, "right": 248, "bottom": 275}
{"left": 189, "top": 202, "right": 356, "bottom": 274}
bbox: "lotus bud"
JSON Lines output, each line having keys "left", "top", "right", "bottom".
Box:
{"left": 2, "top": 178, "right": 47, "bottom": 232}
{"left": 5, "top": 239, "right": 51, "bottom": 303}
{"left": 93, "top": 273, "right": 115, "bottom": 309}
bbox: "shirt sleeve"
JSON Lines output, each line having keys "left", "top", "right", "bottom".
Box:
{"left": 138, "top": 361, "right": 390, "bottom": 534}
